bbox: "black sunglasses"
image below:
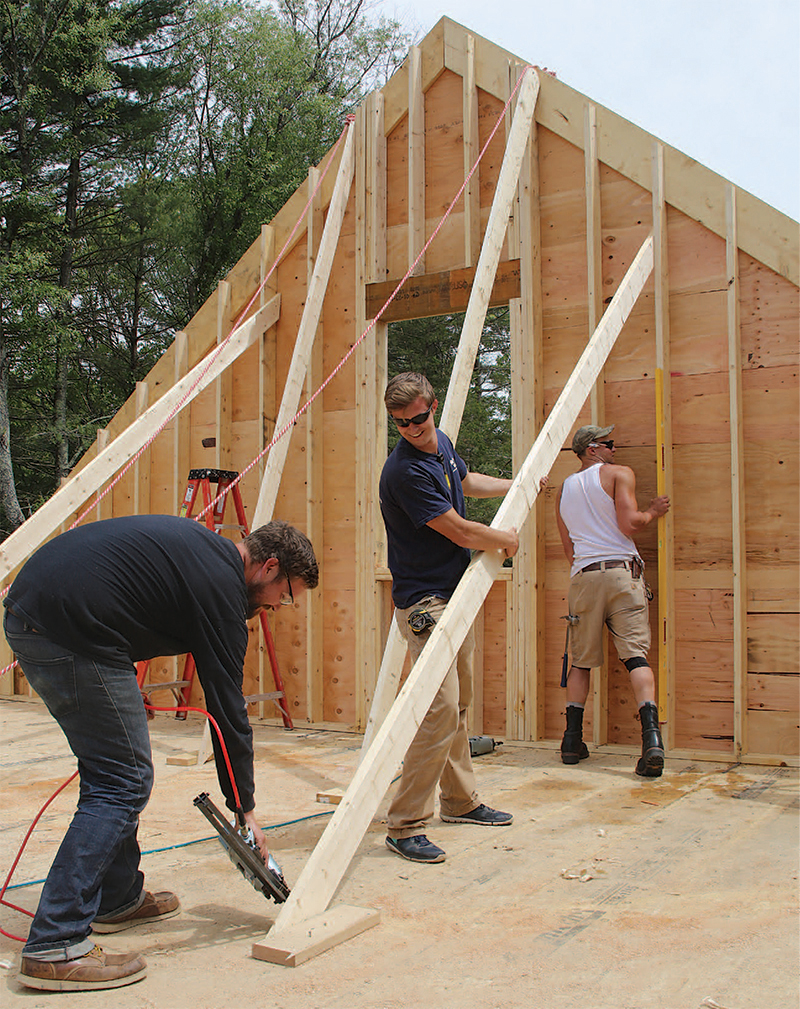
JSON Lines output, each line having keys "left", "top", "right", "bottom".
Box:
{"left": 590, "top": 439, "right": 615, "bottom": 450}
{"left": 391, "top": 405, "right": 433, "bottom": 428}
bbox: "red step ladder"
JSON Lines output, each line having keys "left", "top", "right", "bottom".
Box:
{"left": 137, "top": 468, "right": 293, "bottom": 729}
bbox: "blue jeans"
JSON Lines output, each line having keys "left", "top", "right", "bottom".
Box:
{"left": 4, "top": 611, "right": 153, "bottom": 960}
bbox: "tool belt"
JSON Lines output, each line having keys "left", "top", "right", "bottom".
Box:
{"left": 579, "top": 558, "right": 643, "bottom": 579}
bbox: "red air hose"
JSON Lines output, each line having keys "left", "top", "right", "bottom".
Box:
{"left": 0, "top": 701, "right": 240, "bottom": 943}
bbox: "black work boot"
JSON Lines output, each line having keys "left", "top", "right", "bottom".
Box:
{"left": 561, "top": 704, "right": 589, "bottom": 765}
{"left": 635, "top": 702, "right": 664, "bottom": 777}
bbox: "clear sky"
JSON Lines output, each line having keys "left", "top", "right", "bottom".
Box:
{"left": 390, "top": 0, "right": 800, "bottom": 221}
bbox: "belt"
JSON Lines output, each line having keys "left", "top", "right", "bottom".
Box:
{"left": 579, "top": 560, "right": 630, "bottom": 573}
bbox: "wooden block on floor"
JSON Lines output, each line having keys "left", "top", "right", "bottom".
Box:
{"left": 315, "top": 788, "right": 345, "bottom": 805}
{"left": 166, "top": 752, "right": 199, "bottom": 766}
{"left": 251, "top": 905, "right": 380, "bottom": 967}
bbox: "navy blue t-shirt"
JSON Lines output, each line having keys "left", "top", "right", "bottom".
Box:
{"left": 5, "top": 515, "right": 254, "bottom": 813}
{"left": 379, "top": 429, "right": 470, "bottom": 608}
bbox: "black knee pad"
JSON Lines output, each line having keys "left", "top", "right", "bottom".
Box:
{"left": 624, "top": 656, "right": 649, "bottom": 672}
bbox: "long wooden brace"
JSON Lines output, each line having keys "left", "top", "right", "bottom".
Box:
{"left": 251, "top": 123, "right": 356, "bottom": 528}
{"left": 263, "top": 232, "right": 654, "bottom": 939}
{"left": 0, "top": 296, "right": 281, "bottom": 583}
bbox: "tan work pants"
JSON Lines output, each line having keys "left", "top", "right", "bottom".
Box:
{"left": 386, "top": 595, "right": 479, "bottom": 838}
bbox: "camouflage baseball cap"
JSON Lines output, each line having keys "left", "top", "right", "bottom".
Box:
{"left": 571, "top": 424, "right": 615, "bottom": 455}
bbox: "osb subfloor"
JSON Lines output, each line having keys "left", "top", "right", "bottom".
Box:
{"left": 1, "top": 698, "right": 797, "bottom": 1009}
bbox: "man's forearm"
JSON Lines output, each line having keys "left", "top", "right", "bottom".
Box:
{"left": 462, "top": 472, "right": 513, "bottom": 498}
{"left": 456, "top": 519, "right": 518, "bottom": 556}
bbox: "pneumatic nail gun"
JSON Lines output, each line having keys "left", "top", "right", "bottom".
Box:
{"left": 194, "top": 792, "right": 290, "bottom": 903}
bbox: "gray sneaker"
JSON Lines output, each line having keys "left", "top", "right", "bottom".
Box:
{"left": 385, "top": 834, "right": 446, "bottom": 863}
{"left": 440, "top": 803, "right": 513, "bottom": 825}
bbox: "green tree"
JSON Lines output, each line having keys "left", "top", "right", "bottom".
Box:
{"left": 0, "top": 0, "right": 186, "bottom": 530}
{"left": 0, "top": 0, "right": 410, "bottom": 538}
{"left": 160, "top": 0, "right": 409, "bottom": 320}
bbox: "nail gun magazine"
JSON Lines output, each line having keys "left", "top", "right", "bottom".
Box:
{"left": 194, "top": 792, "right": 290, "bottom": 903}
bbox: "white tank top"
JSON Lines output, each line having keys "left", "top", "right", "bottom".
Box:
{"left": 559, "top": 464, "right": 640, "bottom": 577}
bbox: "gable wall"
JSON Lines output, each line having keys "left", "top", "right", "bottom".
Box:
{"left": 3, "top": 19, "right": 796, "bottom": 762}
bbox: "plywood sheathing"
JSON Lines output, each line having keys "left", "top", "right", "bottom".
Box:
{"left": 2, "top": 18, "right": 797, "bottom": 763}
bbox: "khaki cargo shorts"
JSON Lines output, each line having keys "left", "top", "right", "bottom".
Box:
{"left": 568, "top": 565, "right": 651, "bottom": 669}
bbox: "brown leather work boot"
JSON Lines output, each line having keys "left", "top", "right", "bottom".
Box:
{"left": 92, "top": 889, "right": 180, "bottom": 933}
{"left": 18, "top": 945, "right": 147, "bottom": 991}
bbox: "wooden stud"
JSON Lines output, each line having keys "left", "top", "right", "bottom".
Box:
{"left": 584, "top": 103, "right": 605, "bottom": 424}
{"left": 359, "top": 92, "right": 389, "bottom": 728}
{"left": 367, "top": 91, "right": 387, "bottom": 281}
{"left": 508, "top": 63, "right": 545, "bottom": 741}
{"left": 354, "top": 103, "right": 373, "bottom": 730}
{"left": 652, "top": 142, "right": 677, "bottom": 746}
{"left": 251, "top": 123, "right": 356, "bottom": 528}
{"left": 257, "top": 226, "right": 277, "bottom": 718}
{"left": 726, "top": 184, "right": 748, "bottom": 758}
{"left": 528, "top": 109, "right": 547, "bottom": 742}
{"left": 94, "top": 428, "right": 109, "bottom": 521}
{"left": 368, "top": 88, "right": 389, "bottom": 568}
{"left": 171, "top": 331, "right": 190, "bottom": 516}
{"left": 215, "top": 281, "right": 233, "bottom": 471}
{"left": 305, "top": 168, "right": 325, "bottom": 725}
{"left": 584, "top": 102, "right": 609, "bottom": 746}
{"left": 463, "top": 34, "right": 480, "bottom": 266}
{"left": 408, "top": 45, "right": 425, "bottom": 276}
{"left": 508, "top": 63, "right": 532, "bottom": 742}
{"left": 0, "top": 629, "right": 15, "bottom": 696}
{"left": 132, "top": 382, "right": 150, "bottom": 516}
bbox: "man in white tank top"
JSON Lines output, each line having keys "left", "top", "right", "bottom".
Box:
{"left": 556, "top": 424, "right": 670, "bottom": 776}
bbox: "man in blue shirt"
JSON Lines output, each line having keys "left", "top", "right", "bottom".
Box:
{"left": 379, "top": 372, "right": 518, "bottom": 864}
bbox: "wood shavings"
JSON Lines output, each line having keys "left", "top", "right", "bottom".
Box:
{"left": 560, "top": 861, "right": 604, "bottom": 882}
{"left": 700, "top": 999, "right": 732, "bottom": 1009}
